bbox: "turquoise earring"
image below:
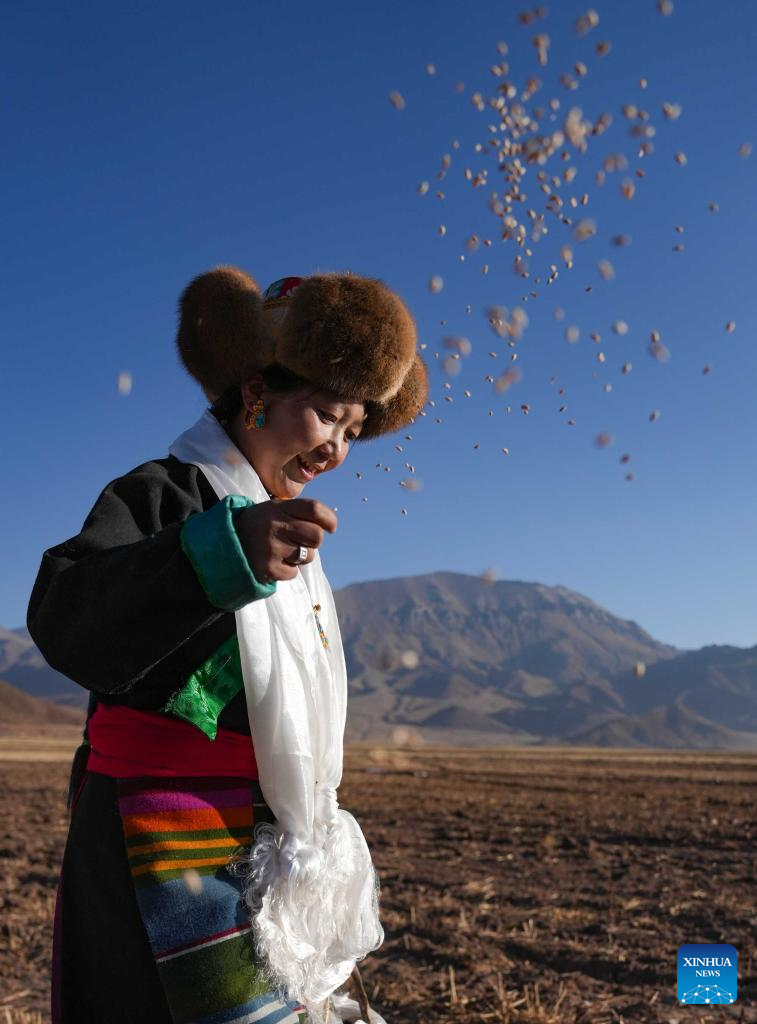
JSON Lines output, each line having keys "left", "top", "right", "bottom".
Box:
{"left": 244, "top": 398, "right": 266, "bottom": 430}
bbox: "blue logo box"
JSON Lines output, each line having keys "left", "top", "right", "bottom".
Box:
{"left": 677, "top": 944, "right": 737, "bottom": 1005}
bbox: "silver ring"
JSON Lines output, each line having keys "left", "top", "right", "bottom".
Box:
{"left": 295, "top": 545, "right": 308, "bottom": 564}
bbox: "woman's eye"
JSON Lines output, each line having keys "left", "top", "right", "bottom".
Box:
{"left": 319, "top": 408, "right": 355, "bottom": 442}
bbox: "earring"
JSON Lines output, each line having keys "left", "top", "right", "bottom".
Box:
{"left": 244, "top": 397, "right": 266, "bottom": 430}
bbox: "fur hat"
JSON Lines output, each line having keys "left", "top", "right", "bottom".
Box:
{"left": 176, "top": 267, "right": 428, "bottom": 439}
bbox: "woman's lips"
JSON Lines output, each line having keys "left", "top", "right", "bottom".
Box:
{"left": 295, "top": 455, "right": 315, "bottom": 481}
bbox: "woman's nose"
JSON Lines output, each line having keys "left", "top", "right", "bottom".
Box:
{"left": 317, "top": 439, "right": 342, "bottom": 464}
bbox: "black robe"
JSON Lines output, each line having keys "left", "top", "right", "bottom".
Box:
{"left": 28, "top": 454, "right": 265, "bottom": 1023}
{"left": 28, "top": 455, "right": 250, "bottom": 732}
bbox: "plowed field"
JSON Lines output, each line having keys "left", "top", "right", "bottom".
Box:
{"left": 1, "top": 740, "right": 754, "bottom": 1023}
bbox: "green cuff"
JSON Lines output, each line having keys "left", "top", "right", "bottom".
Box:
{"left": 180, "top": 494, "right": 276, "bottom": 612}
{"left": 164, "top": 633, "right": 244, "bottom": 740}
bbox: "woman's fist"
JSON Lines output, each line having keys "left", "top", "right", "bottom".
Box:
{"left": 234, "top": 498, "right": 338, "bottom": 583}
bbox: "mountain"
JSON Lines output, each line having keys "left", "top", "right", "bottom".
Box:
{"left": 613, "top": 644, "right": 757, "bottom": 731}
{"left": 0, "top": 626, "right": 87, "bottom": 706}
{"left": 0, "top": 678, "right": 84, "bottom": 728}
{"left": 578, "top": 644, "right": 757, "bottom": 750}
{"left": 332, "top": 572, "right": 679, "bottom": 744}
{"left": 568, "top": 697, "right": 757, "bottom": 751}
{"left": 5, "top": 572, "right": 757, "bottom": 749}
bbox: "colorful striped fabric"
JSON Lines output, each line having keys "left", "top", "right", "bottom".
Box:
{"left": 116, "top": 776, "right": 310, "bottom": 1024}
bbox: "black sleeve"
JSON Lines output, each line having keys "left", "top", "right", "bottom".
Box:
{"left": 27, "top": 457, "right": 225, "bottom": 695}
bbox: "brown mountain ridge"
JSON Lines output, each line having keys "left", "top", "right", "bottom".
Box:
{"left": 0, "top": 678, "right": 83, "bottom": 729}
{"left": 3, "top": 572, "right": 757, "bottom": 749}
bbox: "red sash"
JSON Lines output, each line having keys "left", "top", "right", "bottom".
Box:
{"left": 86, "top": 703, "right": 258, "bottom": 779}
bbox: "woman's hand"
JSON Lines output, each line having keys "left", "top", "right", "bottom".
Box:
{"left": 235, "top": 499, "right": 338, "bottom": 582}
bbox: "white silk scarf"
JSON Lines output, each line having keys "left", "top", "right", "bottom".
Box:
{"left": 169, "top": 411, "right": 384, "bottom": 1024}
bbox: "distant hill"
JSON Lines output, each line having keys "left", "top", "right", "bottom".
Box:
{"left": 613, "top": 644, "right": 757, "bottom": 732}
{"left": 0, "top": 678, "right": 83, "bottom": 727}
{"left": 568, "top": 697, "right": 757, "bottom": 751}
{"left": 0, "top": 626, "right": 86, "bottom": 707}
{"left": 5, "top": 572, "right": 757, "bottom": 749}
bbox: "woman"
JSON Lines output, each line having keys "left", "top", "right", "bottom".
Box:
{"left": 27, "top": 268, "right": 428, "bottom": 1024}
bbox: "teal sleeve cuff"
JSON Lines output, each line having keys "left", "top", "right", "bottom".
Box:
{"left": 180, "top": 495, "right": 277, "bottom": 612}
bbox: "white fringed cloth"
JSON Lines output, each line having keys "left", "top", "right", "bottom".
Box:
{"left": 170, "top": 411, "right": 386, "bottom": 1024}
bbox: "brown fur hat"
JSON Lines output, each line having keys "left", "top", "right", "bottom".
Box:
{"left": 274, "top": 273, "right": 417, "bottom": 404}
{"left": 176, "top": 267, "right": 272, "bottom": 402}
{"left": 358, "top": 353, "right": 429, "bottom": 441}
{"left": 176, "top": 266, "right": 428, "bottom": 437}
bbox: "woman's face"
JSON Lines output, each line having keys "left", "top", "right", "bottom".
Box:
{"left": 233, "top": 380, "right": 367, "bottom": 499}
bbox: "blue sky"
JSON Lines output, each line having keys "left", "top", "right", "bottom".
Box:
{"left": 3, "top": 0, "right": 757, "bottom": 650}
